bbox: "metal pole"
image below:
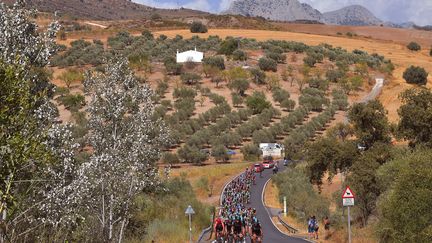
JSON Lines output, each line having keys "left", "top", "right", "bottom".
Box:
{"left": 283, "top": 196, "right": 287, "bottom": 217}
{"left": 348, "top": 206, "right": 351, "bottom": 243}
{"left": 189, "top": 214, "right": 192, "bottom": 243}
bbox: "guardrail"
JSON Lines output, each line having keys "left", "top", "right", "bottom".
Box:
{"left": 197, "top": 226, "right": 212, "bottom": 243}
{"left": 277, "top": 212, "right": 299, "bottom": 234}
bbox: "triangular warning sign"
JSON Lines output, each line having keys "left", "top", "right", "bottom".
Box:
{"left": 342, "top": 186, "right": 355, "bottom": 198}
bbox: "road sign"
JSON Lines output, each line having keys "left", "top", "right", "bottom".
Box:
{"left": 343, "top": 197, "right": 355, "bottom": 206}
{"left": 342, "top": 186, "right": 355, "bottom": 199}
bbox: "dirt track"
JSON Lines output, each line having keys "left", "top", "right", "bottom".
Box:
{"left": 155, "top": 29, "right": 432, "bottom": 122}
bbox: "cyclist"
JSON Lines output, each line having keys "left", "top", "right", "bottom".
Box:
{"left": 233, "top": 215, "right": 244, "bottom": 242}
{"left": 214, "top": 217, "right": 225, "bottom": 242}
{"left": 251, "top": 219, "right": 263, "bottom": 243}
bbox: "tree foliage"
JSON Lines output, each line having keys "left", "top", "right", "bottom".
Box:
{"left": 348, "top": 100, "right": 391, "bottom": 149}
{"left": 190, "top": 21, "right": 208, "bottom": 33}
{"left": 397, "top": 88, "right": 432, "bottom": 147}
{"left": 406, "top": 41, "right": 421, "bottom": 51}
{"left": 403, "top": 66, "right": 428, "bottom": 85}
{"left": 245, "top": 91, "right": 272, "bottom": 114}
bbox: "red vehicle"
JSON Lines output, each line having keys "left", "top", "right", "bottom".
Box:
{"left": 254, "top": 163, "right": 264, "bottom": 173}
{"left": 262, "top": 156, "right": 275, "bottom": 169}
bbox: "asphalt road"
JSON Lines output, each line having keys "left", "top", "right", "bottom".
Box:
{"left": 244, "top": 162, "right": 308, "bottom": 243}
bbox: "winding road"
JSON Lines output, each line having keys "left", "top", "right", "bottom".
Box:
{"left": 247, "top": 163, "right": 308, "bottom": 243}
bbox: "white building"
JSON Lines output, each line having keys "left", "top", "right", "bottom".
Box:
{"left": 176, "top": 48, "right": 204, "bottom": 63}
{"left": 259, "top": 143, "right": 284, "bottom": 157}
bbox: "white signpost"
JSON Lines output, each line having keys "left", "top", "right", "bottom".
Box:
{"left": 342, "top": 186, "right": 355, "bottom": 243}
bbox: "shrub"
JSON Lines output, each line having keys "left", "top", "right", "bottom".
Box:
{"left": 211, "top": 144, "right": 230, "bottom": 162}
{"left": 156, "top": 79, "right": 169, "bottom": 97}
{"left": 266, "top": 52, "right": 286, "bottom": 64}
{"left": 326, "top": 69, "right": 344, "bottom": 83}
{"left": 228, "top": 79, "right": 250, "bottom": 96}
{"left": 272, "top": 88, "right": 290, "bottom": 104}
{"left": 190, "top": 21, "right": 208, "bottom": 33}
{"left": 249, "top": 68, "right": 266, "bottom": 85}
{"left": 303, "top": 55, "right": 318, "bottom": 67}
{"left": 258, "top": 57, "right": 277, "bottom": 72}
{"left": 164, "top": 56, "right": 182, "bottom": 75}
{"left": 58, "top": 68, "right": 84, "bottom": 88}
{"left": 173, "top": 87, "right": 197, "bottom": 99}
{"left": 407, "top": 41, "right": 421, "bottom": 51}
{"left": 180, "top": 72, "right": 201, "bottom": 85}
{"left": 280, "top": 99, "right": 296, "bottom": 111}
{"left": 177, "top": 145, "right": 208, "bottom": 164}
{"left": 203, "top": 56, "right": 225, "bottom": 70}
{"left": 218, "top": 37, "right": 238, "bottom": 55}
{"left": 241, "top": 144, "right": 261, "bottom": 161}
{"left": 403, "top": 66, "right": 428, "bottom": 85}
{"left": 58, "top": 94, "right": 85, "bottom": 112}
{"left": 299, "top": 88, "right": 329, "bottom": 112}
{"left": 232, "top": 50, "right": 248, "bottom": 61}
{"left": 142, "top": 29, "right": 154, "bottom": 39}
{"left": 162, "top": 152, "right": 180, "bottom": 164}
{"left": 245, "top": 91, "right": 272, "bottom": 114}
{"left": 231, "top": 93, "right": 243, "bottom": 107}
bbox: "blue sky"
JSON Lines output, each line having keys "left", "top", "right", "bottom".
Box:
{"left": 133, "top": 0, "right": 432, "bottom": 25}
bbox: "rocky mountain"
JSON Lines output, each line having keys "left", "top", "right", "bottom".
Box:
{"left": 323, "top": 5, "right": 382, "bottom": 26}
{"left": 1, "top": 0, "right": 208, "bottom": 20}
{"left": 225, "top": 0, "right": 383, "bottom": 26}
{"left": 224, "top": 0, "right": 324, "bottom": 22}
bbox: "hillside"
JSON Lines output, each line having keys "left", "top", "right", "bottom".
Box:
{"left": 224, "top": 0, "right": 324, "bottom": 22}
{"left": 1, "top": 0, "right": 209, "bottom": 20}
{"left": 323, "top": 5, "right": 383, "bottom": 26}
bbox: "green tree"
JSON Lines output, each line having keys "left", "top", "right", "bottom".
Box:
{"left": 407, "top": 41, "right": 421, "bottom": 51}
{"left": 231, "top": 92, "right": 243, "bottom": 107}
{"left": 377, "top": 149, "right": 432, "bottom": 243}
{"left": 218, "top": 37, "right": 238, "bottom": 55}
{"left": 280, "top": 99, "right": 296, "bottom": 111}
{"left": 232, "top": 49, "right": 247, "bottom": 61}
{"left": 203, "top": 56, "right": 225, "bottom": 70}
{"left": 403, "top": 66, "right": 428, "bottom": 85}
{"left": 241, "top": 144, "right": 261, "bottom": 161}
{"left": 190, "top": 21, "right": 208, "bottom": 33}
{"left": 348, "top": 100, "right": 391, "bottom": 149}
{"left": 228, "top": 78, "right": 250, "bottom": 96}
{"left": 226, "top": 67, "right": 249, "bottom": 83}
{"left": 59, "top": 68, "right": 84, "bottom": 89}
{"left": 180, "top": 72, "right": 201, "bottom": 85}
{"left": 211, "top": 144, "right": 230, "bottom": 162}
{"left": 245, "top": 91, "right": 272, "bottom": 114}
{"left": 258, "top": 57, "right": 277, "bottom": 72}
{"left": 250, "top": 68, "right": 266, "bottom": 85}
{"left": 272, "top": 88, "right": 290, "bottom": 104}
{"left": 397, "top": 88, "right": 432, "bottom": 147}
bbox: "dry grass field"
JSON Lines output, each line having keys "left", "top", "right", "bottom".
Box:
{"left": 154, "top": 29, "right": 432, "bottom": 122}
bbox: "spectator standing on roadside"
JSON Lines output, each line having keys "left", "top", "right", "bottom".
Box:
{"left": 307, "top": 216, "right": 314, "bottom": 239}
{"left": 313, "top": 215, "right": 319, "bottom": 239}
{"left": 324, "top": 216, "right": 330, "bottom": 239}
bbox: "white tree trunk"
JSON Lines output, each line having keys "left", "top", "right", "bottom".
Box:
{"left": 109, "top": 194, "right": 113, "bottom": 240}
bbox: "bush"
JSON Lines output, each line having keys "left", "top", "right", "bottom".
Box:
{"left": 203, "top": 56, "right": 225, "bottom": 70}
{"left": 228, "top": 79, "right": 250, "bottom": 96}
{"left": 241, "top": 144, "right": 261, "bottom": 161}
{"left": 258, "top": 57, "right": 277, "bottom": 72}
{"left": 218, "top": 37, "right": 238, "bottom": 55}
{"left": 58, "top": 94, "right": 85, "bottom": 112}
{"left": 407, "top": 41, "right": 421, "bottom": 51}
{"left": 303, "top": 55, "right": 318, "bottom": 67}
{"left": 232, "top": 50, "right": 248, "bottom": 61}
{"left": 190, "top": 21, "right": 208, "bottom": 33}
{"left": 162, "top": 152, "right": 180, "bottom": 164}
{"left": 58, "top": 68, "right": 84, "bottom": 88}
{"left": 250, "top": 68, "right": 266, "bottom": 85}
{"left": 232, "top": 93, "right": 243, "bottom": 107}
{"left": 403, "top": 66, "right": 428, "bottom": 85}
{"left": 272, "top": 88, "right": 290, "bottom": 104}
{"left": 156, "top": 79, "right": 169, "bottom": 97}
{"left": 180, "top": 72, "right": 201, "bottom": 85}
{"left": 245, "top": 91, "right": 272, "bottom": 114}
{"left": 211, "top": 144, "right": 230, "bottom": 162}
{"left": 280, "top": 99, "right": 296, "bottom": 111}
{"left": 266, "top": 52, "right": 286, "bottom": 64}
{"left": 177, "top": 145, "right": 208, "bottom": 164}
{"left": 173, "top": 87, "right": 197, "bottom": 99}
{"left": 273, "top": 167, "right": 330, "bottom": 221}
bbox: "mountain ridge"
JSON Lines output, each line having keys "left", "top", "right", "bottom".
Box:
{"left": 225, "top": 0, "right": 384, "bottom": 26}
